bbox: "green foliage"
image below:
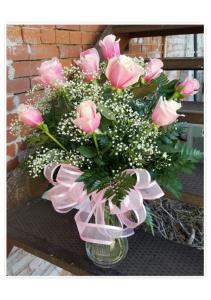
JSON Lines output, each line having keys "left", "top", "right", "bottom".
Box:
{"left": 155, "top": 139, "right": 203, "bottom": 199}
{"left": 97, "top": 103, "right": 116, "bottom": 121}
{"left": 78, "top": 145, "right": 97, "bottom": 158}
{"left": 130, "top": 94, "right": 158, "bottom": 119}
{"left": 25, "top": 133, "right": 49, "bottom": 146}
{"left": 156, "top": 170, "right": 182, "bottom": 199}
{"left": 174, "top": 141, "right": 203, "bottom": 163}
{"left": 105, "top": 174, "right": 137, "bottom": 206}
{"left": 76, "top": 168, "right": 112, "bottom": 193}
{"left": 132, "top": 81, "right": 158, "bottom": 97}
{"left": 145, "top": 205, "right": 154, "bottom": 235}
{"left": 158, "top": 79, "right": 179, "bottom": 99}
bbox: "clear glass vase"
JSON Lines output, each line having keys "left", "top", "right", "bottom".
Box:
{"left": 85, "top": 238, "right": 128, "bottom": 268}
{"left": 85, "top": 210, "right": 128, "bottom": 268}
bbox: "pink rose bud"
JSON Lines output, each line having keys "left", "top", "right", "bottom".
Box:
{"left": 35, "top": 57, "right": 64, "bottom": 87}
{"left": 99, "top": 34, "right": 120, "bottom": 60}
{"left": 105, "top": 55, "right": 144, "bottom": 89}
{"left": 152, "top": 97, "right": 182, "bottom": 126}
{"left": 18, "top": 104, "right": 43, "bottom": 128}
{"left": 144, "top": 59, "right": 163, "bottom": 82}
{"left": 176, "top": 78, "right": 200, "bottom": 96}
{"left": 76, "top": 48, "right": 100, "bottom": 81}
{"left": 73, "top": 100, "right": 101, "bottom": 133}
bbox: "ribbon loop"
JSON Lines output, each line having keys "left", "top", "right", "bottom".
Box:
{"left": 43, "top": 164, "right": 164, "bottom": 245}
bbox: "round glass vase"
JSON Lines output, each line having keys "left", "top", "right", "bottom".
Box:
{"left": 85, "top": 211, "right": 128, "bottom": 268}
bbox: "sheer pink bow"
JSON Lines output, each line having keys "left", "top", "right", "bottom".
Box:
{"left": 43, "top": 164, "right": 164, "bottom": 245}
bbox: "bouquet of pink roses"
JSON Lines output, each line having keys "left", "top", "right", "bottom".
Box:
{"left": 11, "top": 34, "right": 202, "bottom": 266}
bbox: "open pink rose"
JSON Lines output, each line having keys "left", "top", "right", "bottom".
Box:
{"left": 76, "top": 48, "right": 100, "bottom": 81}
{"left": 105, "top": 55, "right": 144, "bottom": 89}
{"left": 99, "top": 34, "right": 120, "bottom": 60}
{"left": 35, "top": 57, "right": 64, "bottom": 87}
{"left": 144, "top": 59, "right": 163, "bottom": 82}
{"left": 18, "top": 104, "right": 43, "bottom": 128}
{"left": 176, "top": 78, "right": 200, "bottom": 96}
{"left": 152, "top": 98, "right": 182, "bottom": 126}
{"left": 73, "top": 100, "right": 101, "bottom": 133}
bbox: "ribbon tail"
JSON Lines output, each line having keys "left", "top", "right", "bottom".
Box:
{"left": 141, "top": 181, "right": 164, "bottom": 200}
{"left": 75, "top": 200, "right": 124, "bottom": 245}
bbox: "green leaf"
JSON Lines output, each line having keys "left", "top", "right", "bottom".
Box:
{"left": 76, "top": 169, "right": 112, "bottom": 194}
{"left": 94, "top": 157, "right": 106, "bottom": 166}
{"left": 25, "top": 133, "right": 49, "bottom": 146}
{"left": 132, "top": 81, "right": 158, "bottom": 97}
{"left": 100, "top": 116, "right": 112, "bottom": 132}
{"left": 78, "top": 145, "right": 97, "bottom": 158}
{"left": 104, "top": 174, "right": 137, "bottom": 206}
{"left": 175, "top": 142, "right": 203, "bottom": 160}
{"left": 157, "top": 171, "right": 182, "bottom": 199}
{"left": 145, "top": 205, "right": 154, "bottom": 236}
{"left": 98, "top": 104, "right": 116, "bottom": 121}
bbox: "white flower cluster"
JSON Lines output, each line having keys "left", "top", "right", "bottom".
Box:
{"left": 57, "top": 112, "right": 91, "bottom": 144}
{"left": 27, "top": 147, "right": 93, "bottom": 178}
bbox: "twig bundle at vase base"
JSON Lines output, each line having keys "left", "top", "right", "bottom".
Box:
{"left": 11, "top": 34, "right": 203, "bottom": 267}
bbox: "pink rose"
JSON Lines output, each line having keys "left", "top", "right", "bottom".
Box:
{"left": 18, "top": 104, "right": 43, "bottom": 128}
{"left": 35, "top": 57, "right": 64, "bottom": 87}
{"left": 99, "top": 34, "right": 120, "bottom": 60}
{"left": 144, "top": 59, "right": 163, "bottom": 82}
{"left": 105, "top": 55, "right": 144, "bottom": 89}
{"left": 176, "top": 78, "right": 200, "bottom": 96}
{"left": 73, "top": 100, "right": 101, "bottom": 133}
{"left": 76, "top": 48, "right": 100, "bottom": 81}
{"left": 152, "top": 97, "right": 182, "bottom": 126}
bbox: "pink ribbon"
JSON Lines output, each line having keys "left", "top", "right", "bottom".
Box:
{"left": 43, "top": 164, "right": 164, "bottom": 245}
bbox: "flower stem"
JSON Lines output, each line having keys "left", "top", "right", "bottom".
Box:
{"left": 44, "top": 131, "right": 68, "bottom": 152}
{"left": 37, "top": 124, "right": 68, "bottom": 152}
{"left": 92, "top": 132, "right": 102, "bottom": 159}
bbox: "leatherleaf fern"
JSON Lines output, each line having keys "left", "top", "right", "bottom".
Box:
{"left": 154, "top": 140, "right": 203, "bottom": 199}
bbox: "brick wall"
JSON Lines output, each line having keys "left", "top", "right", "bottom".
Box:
{"left": 6, "top": 24, "right": 105, "bottom": 172}
{"left": 128, "top": 36, "right": 164, "bottom": 58}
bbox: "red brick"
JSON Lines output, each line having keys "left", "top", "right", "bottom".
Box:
{"left": 30, "top": 76, "right": 44, "bottom": 89}
{"left": 41, "top": 29, "right": 56, "bottom": 43}
{"left": 7, "top": 45, "right": 30, "bottom": 61}
{"left": 59, "top": 45, "right": 81, "bottom": 58}
{"left": 56, "top": 25, "right": 80, "bottom": 30}
{"left": 30, "top": 45, "right": 59, "bottom": 60}
{"left": 7, "top": 130, "right": 17, "bottom": 143}
{"left": 80, "top": 25, "right": 105, "bottom": 32}
{"left": 7, "top": 26, "right": 23, "bottom": 43}
{"left": 60, "top": 58, "right": 73, "bottom": 68}
{"left": 7, "top": 157, "right": 19, "bottom": 172}
{"left": 22, "top": 27, "right": 41, "bottom": 44}
{"left": 13, "top": 61, "right": 40, "bottom": 78}
{"left": 7, "top": 143, "right": 16, "bottom": 157}
{"left": 82, "top": 45, "right": 91, "bottom": 51}
{"left": 7, "top": 113, "right": 18, "bottom": 128}
{"left": 7, "top": 97, "right": 14, "bottom": 111}
{"left": 24, "top": 25, "right": 55, "bottom": 29}
{"left": 56, "top": 30, "right": 69, "bottom": 44}
{"left": 18, "top": 93, "right": 28, "bottom": 104}
{"left": 70, "top": 31, "right": 81, "bottom": 44}
{"left": 7, "top": 78, "right": 30, "bottom": 94}
{"left": 17, "top": 141, "right": 26, "bottom": 151}
{"left": 81, "top": 32, "right": 97, "bottom": 45}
